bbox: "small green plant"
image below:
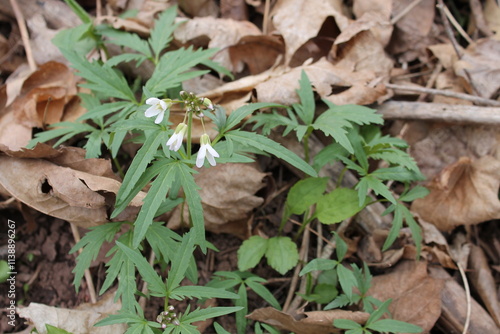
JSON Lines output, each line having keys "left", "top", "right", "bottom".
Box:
{"left": 207, "top": 271, "right": 280, "bottom": 334}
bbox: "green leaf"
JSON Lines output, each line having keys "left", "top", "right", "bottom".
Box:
{"left": 214, "top": 322, "right": 231, "bottom": 334}
{"left": 367, "top": 299, "right": 392, "bottom": 324}
{"left": 286, "top": 177, "right": 328, "bottom": 215}
{"left": 249, "top": 109, "right": 298, "bottom": 137}
{"left": 106, "top": 53, "right": 149, "bottom": 67}
{"left": 313, "top": 143, "right": 348, "bottom": 171}
{"left": 116, "top": 241, "right": 166, "bottom": 297}
{"left": 337, "top": 265, "right": 356, "bottom": 301}
{"left": 78, "top": 101, "right": 132, "bottom": 122}
{"left": 171, "top": 286, "right": 239, "bottom": 300}
{"left": 149, "top": 6, "right": 178, "bottom": 60}
{"left": 324, "top": 293, "right": 351, "bottom": 310}
{"left": 265, "top": 237, "right": 299, "bottom": 275}
{"left": 316, "top": 188, "right": 369, "bottom": 224}
{"left": 133, "top": 162, "right": 177, "bottom": 247}
{"left": 245, "top": 278, "right": 281, "bottom": 310}
{"left": 181, "top": 307, "right": 243, "bottom": 326}
{"left": 294, "top": 70, "right": 315, "bottom": 125}
{"left": 399, "top": 186, "right": 429, "bottom": 202}
{"left": 356, "top": 175, "right": 396, "bottom": 205}
{"left": 333, "top": 319, "right": 362, "bottom": 330}
{"left": 382, "top": 203, "right": 403, "bottom": 251}
{"left": 299, "top": 258, "right": 337, "bottom": 276}
{"left": 63, "top": 0, "right": 92, "bottom": 23}
{"left": 237, "top": 236, "right": 268, "bottom": 272}
{"left": 70, "top": 222, "right": 123, "bottom": 291}
{"left": 334, "top": 232, "right": 348, "bottom": 262}
{"left": 235, "top": 284, "right": 248, "bottom": 334}
{"left": 28, "top": 122, "right": 95, "bottom": 148}
{"left": 367, "top": 319, "right": 423, "bottom": 333}
{"left": 175, "top": 163, "right": 206, "bottom": 248}
{"left": 95, "top": 312, "right": 145, "bottom": 326}
{"left": 145, "top": 222, "right": 181, "bottom": 265}
{"left": 225, "top": 103, "right": 285, "bottom": 133}
{"left": 166, "top": 232, "right": 196, "bottom": 292}
{"left": 225, "top": 130, "right": 317, "bottom": 177}
{"left": 371, "top": 166, "right": 421, "bottom": 182}
{"left": 115, "top": 129, "right": 165, "bottom": 211}
{"left": 61, "top": 50, "right": 136, "bottom": 102}
{"left": 100, "top": 28, "right": 152, "bottom": 58}
{"left": 46, "top": 324, "right": 72, "bottom": 334}
{"left": 402, "top": 204, "right": 423, "bottom": 257}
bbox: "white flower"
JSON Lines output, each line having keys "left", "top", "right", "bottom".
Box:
{"left": 166, "top": 123, "right": 187, "bottom": 151}
{"left": 196, "top": 134, "right": 219, "bottom": 168}
{"left": 145, "top": 97, "right": 171, "bottom": 124}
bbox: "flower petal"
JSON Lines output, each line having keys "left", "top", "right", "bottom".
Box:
{"left": 154, "top": 111, "right": 164, "bottom": 124}
{"left": 206, "top": 145, "right": 219, "bottom": 158}
{"left": 146, "top": 97, "right": 160, "bottom": 105}
{"left": 145, "top": 106, "right": 161, "bottom": 117}
{"left": 196, "top": 145, "right": 207, "bottom": 168}
{"left": 206, "top": 151, "right": 216, "bottom": 166}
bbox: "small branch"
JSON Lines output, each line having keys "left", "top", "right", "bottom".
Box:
{"left": 385, "top": 83, "right": 500, "bottom": 107}
{"left": 262, "top": 0, "right": 271, "bottom": 35}
{"left": 457, "top": 263, "right": 471, "bottom": 334}
{"left": 417, "top": 63, "right": 442, "bottom": 101}
{"left": 9, "top": 0, "right": 36, "bottom": 71}
{"left": 283, "top": 228, "right": 310, "bottom": 313}
{"left": 442, "top": 5, "right": 474, "bottom": 45}
{"left": 436, "top": 0, "right": 463, "bottom": 58}
{"left": 70, "top": 224, "right": 97, "bottom": 304}
{"left": 391, "top": 0, "right": 423, "bottom": 25}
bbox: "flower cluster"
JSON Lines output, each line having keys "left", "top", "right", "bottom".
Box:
{"left": 156, "top": 305, "right": 179, "bottom": 328}
{"left": 144, "top": 92, "right": 219, "bottom": 167}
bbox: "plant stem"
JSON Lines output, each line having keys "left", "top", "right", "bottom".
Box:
{"left": 303, "top": 134, "right": 310, "bottom": 164}
{"left": 186, "top": 111, "right": 193, "bottom": 159}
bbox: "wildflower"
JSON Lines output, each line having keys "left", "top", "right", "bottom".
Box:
{"left": 145, "top": 97, "right": 171, "bottom": 124}
{"left": 202, "top": 97, "right": 214, "bottom": 110}
{"left": 196, "top": 134, "right": 219, "bottom": 168}
{"left": 166, "top": 123, "right": 188, "bottom": 151}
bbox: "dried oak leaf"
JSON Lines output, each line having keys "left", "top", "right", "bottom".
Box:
{"left": 246, "top": 307, "right": 369, "bottom": 334}
{"left": 368, "top": 260, "right": 444, "bottom": 332}
{"left": 411, "top": 156, "right": 500, "bottom": 231}
{"left": 17, "top": 291, "right": 127, "bottom": 334}
{"left": 168, "top": 163, "right": 266, "bottom": 239}
{"left": 0, "top": 144, "right": 144, "bottom": 227}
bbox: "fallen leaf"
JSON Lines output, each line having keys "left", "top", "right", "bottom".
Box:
{"left": 246, "top": 307, "right": 369, "bottom": 334}
{"left": 411, "top": 156, "right": 500, "bottom": 231}
{"left": 368, "top": 260, "right": 443, "bottom": 332}
{"left": 0, "top": 144, "right": 144, "bottom": 227}
{"left": 228, "top": 35, "right": 285, "bottom": 75}
{"left": 178, "top": 0, "right": 219, "bottom": 17}
{"left": 168, "top": 163, "right": 266, "bottom": 239}
{"left": 352, "top": 0, "right": 393, "bottom": 46}
{"left": 484, "top": 0, "right": 500, "bottom": 36}
{"left": 17, "top": 291, "right": 127, "bottom": 334}
{"left": 468, "top": 244, "right": 500, "bottom": 326}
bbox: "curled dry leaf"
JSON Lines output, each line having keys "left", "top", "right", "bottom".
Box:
{"left": 0, "top": 144, "right": 144, "bottom": 228}
{"left": 168, "top": 163, "right": 266, "bottom": 239}
{"left": 246, "top": 307, "right": 369, "bottom": 334}
{"left": 368, "top": 260, "right": 444, "bottom": 332}
{"left": 468, "top": 244, "right": 500, "bottom": 326}
{"left": 17, "top": 291, "right": 127, "bottom": 334}
{"left": 411, "top": 155, "right": 500, "bottom": 231}
{"left": 352, "top": 0, "right": 393, "bottom": 46}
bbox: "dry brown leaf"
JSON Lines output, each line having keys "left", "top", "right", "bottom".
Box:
{"left": 387, "top": 0, "right": 441, "bottom": 62}
{"left": 0, "top": 144, "right": 144, "bottom": 227}
{"left": 228, "top": 35, "right": 285, "bottom": 75}
{"left": 454, "top": 38, "right": 500, "bottom": 99}
{"left": 179, "top": 0, "right": 219, "bottom": 17}
{"left": 174, "top": 16, "right": 261, "bottom": 72}
{"left": 353, "top": 0, "right": 393, "bottom": 46}
{"left": 368, "top": 260, "right": 443, "bottom": 332}
{"left": 95, "top": 15, "right": 150, "bottom": 36}
{"left": 270, "top": 0, "right": 348, "bottom": 65}
{"left": 411, "top": 156, "right": 500, "bottom": 231}
{"left": 17, "top": 291, "right": 127, "bottom": 334}
{"left": 246, "top": 307, "right": 369, "bottom": 334}
{"left": 468, "top": 244, "right": 500, "bottom": 326}
{"left": 484, "top": 0, "right": 500, "bottom": 36}
{"left": 168, "top": 163, "right": 266, "bottom": 239}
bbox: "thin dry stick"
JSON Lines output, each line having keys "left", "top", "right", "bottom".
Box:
{"left": 139, "top": 249, "right": 156, "bottom": 310}
{"left": 417, "top": 63, "right": 442, "bottom": 101}
{"left": 283, "top": 227, "right": 310, "bottom": 313}
{"left": 96, "top": 0, "right": 102, "bottom": 18}
{"left": 457, "top": 263, "right": 471, "bottom": 334}
{"left": 262, "top": 0, "right": 271, "bottom": 35}
{"left": 290, "top": 219, "right": 334, "bottom": 248}
{"left": 443, "top": 5, "right": 474, "bottom": 45}
{"left": 385, "top": 83, "right": 500, "bottom": 107}
{"left": 9, "top": 0, "right": 36, "bottom": 71}
{"left": 391, "top": 0, "right": 423, "bottom": 24}
{"left": 70, "top": 224, "right": 97, "bottom": 304}
{"left": 436, "top": 0, "right": 463, "bottom": 58}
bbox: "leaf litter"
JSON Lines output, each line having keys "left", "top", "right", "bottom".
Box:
{"left": 1, "top": 0, "right": 500, "bottom": 333}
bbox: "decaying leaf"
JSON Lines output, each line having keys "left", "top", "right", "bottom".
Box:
{"left": 246, "top": 307, "right": 369, "bottom": 334}
{"left": 411, "top": 156, "right": 500, "bottom": 231}
{"left": 168, "top": 163, "right": 266, "bottom": 239}
{"left": 0, "top": 144, "right": 144, "bottom": 227}
{"left": 368, "top": 260, "right": 443, "bottom": 332}
{"left": 17, "top": 291, "right": 127, "bottom": 334}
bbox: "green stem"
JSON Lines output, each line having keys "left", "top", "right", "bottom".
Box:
{"left": 186, "top": 111, "right": 193, "bottom": 159}
{"left": 336, "top": 166, "right": 348, "bottom": 188}
{"left": 112, "top": 157, "right": 125, "bottom": 179}
{"left": 303, "top": 133, "right": 310, "bottom": 164}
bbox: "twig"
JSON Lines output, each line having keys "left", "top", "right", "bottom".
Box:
{"left": 385, "top": 83, "right": 500, "bottom": 107}
{"left": 290, "top": 218, "right": 334, "bottom": 248}
{"left": 469, "top": 0, "right": 493, "bottom": 37}
{"left": 436, "top": 0, "right": 463, "bottom": 58}
{"left": 417, "top": 63, "right": 442, "bottom": 101}
{"left": 378, "top": 101, "right": 500, "bottom": 124}
{"left": 70, "top": 224, "right": 97, "bottom": 304}
{"left": 283, "top": 228, "right": 310, "bottom": 313}
{"left": 442, "top": 5, "right": 474, "bottom": 45}
{"left": 8, "top": 0, "right": 36, "bottom": 71}
{"left": 391, "top": 0, "right": 423, "bottom": 25}
{"left": 457, "top": 263, "right": 471, "bottom": 334}
{"left": 139, "top": 249, "right": 156, "bottom": 310}
{"left": 262, "top": 0, "right": 271, "bottom": 35}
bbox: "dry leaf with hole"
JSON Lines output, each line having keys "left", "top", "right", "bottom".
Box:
{"left": 246, "top": 307, "right": 369, "bottom": 334}
{"left": 0, "top": 144, "right": 144, "bottom": 227}
{"left": 168, "top": 163, "right": 266, "bottom": 239}
{"left": 411, "top": 155, "right": 500, "bottom": 231}
{"left": 368, "top": 260, "right": 443, "bottom": 332}
{"left": 17, "top": 291, "right": 127, "bottom": 334}
{"left": 228, "top": 35, "right": 285, "bottom": 75}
